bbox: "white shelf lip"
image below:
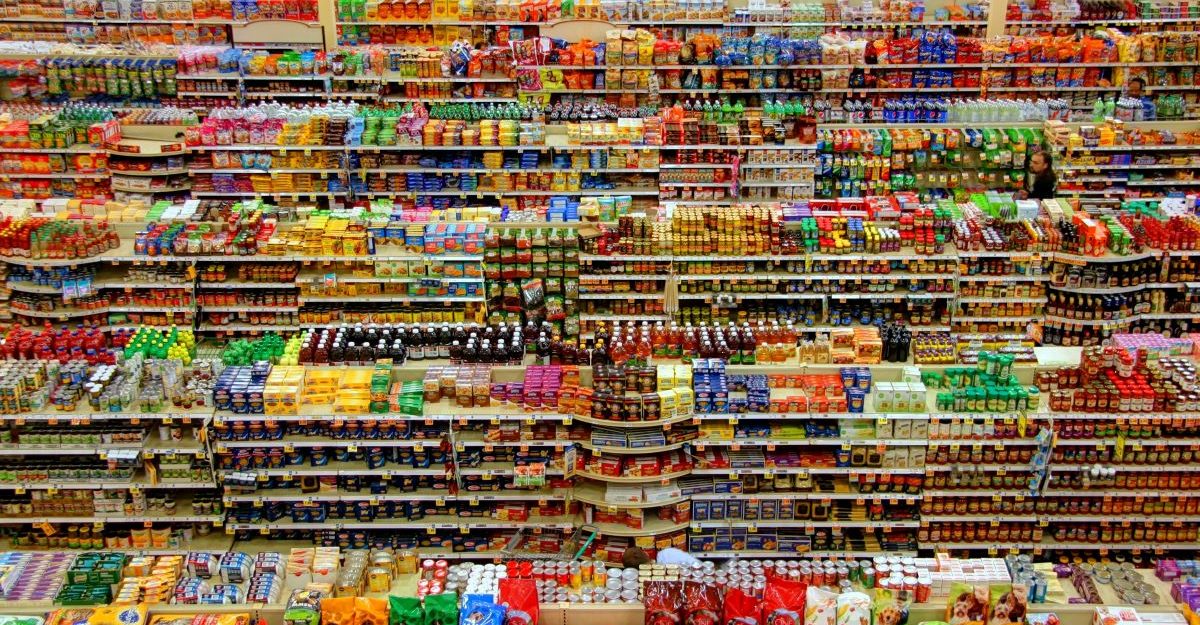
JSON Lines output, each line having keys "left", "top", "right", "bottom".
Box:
{"left": 0, "top": 478, "right": 213, "bottom": 491}
{"left": 1043, "top": 311, "right": 1199, "bottom": 325}
{"left": 200, "top": 306, "right": 298, "bottom": 313}
{"left": 694, "top": 412, "right": 929, "bottom": 420}
{"left": 1049, "top": 463, "right": 1200, "bottom": 472}
{"left": 924, "top": 489, "right": 1036, "bottom": 497}
{"left": 920, "top": 515, "right": 1036, "bottom": 522}
{"left": 198, "top": 281, "right": 298, "bottom": 289}
{"left": 955, "top": 296, "right": 1047, "bottom": 304}
{"left": 108, "top": 306, "right": 193, "bottom": 314}
{"left": 189, "top": 168, "right": 344, "bottom": 174}
{"left": 197, "top": 324, "right": 301, "bottom": 332}
{"left": 674, "top": 272, "right": 950, "bottom": 281}
{"left": 924, "top": 463, "right": 1036, "bottom": 472}
{"left": 693, "top": 550, "right": 919, "bottom": 559}
{"left": 952, "top": 316, "right": 1039, "bottom": 323}
{"left": 692, "top": 467, "right": 925, "bottom": 476}
{"left": 938, "top": 541, "right": 1200, "bottom": 551}
{"left": 740, "top": 163, "right": 814, "bottom": 169}
{"left": 0, "top": 442, "right": 144, "bottom": 455}
{"left": 211, "top": 412, "right": 573, "bottom": 423}
{"left": 1049, "top": 282, "right": 1179, "bottom": 294}
{"left": 0, "top": 171, "right": 108, "bottom": 179}
{"left": 0, "top": 412, "right": 207, "bottom": 422}
{"left": 223, "top": 491, "right": 560, "bottom": 503}
{"left": 228, "top": 519, "right": 576, "bottom": 531}
{"left": 578, "top": 274, "right": 669, "bottom": 280}
{"left": 957, "top": 274, "right": 1048, "bottom": 282}
{"left": 226, "top": 467, "right": 449, "bottom": 477}
{"left": 216, "top": 438, "right": 439, "bottom": 450}
{"left": 577, "top": 292, "right": 662, "bottom": 300}
{"left": 690, "top": 492, "right": 921, "bottom": 501}
{"left": 695, "top": 438, "right": 925, "bottom": 447}
{"left": 579, "top": 314, "right": 670, "bottom": 321}
{"left": 298, "top": 295, "right": 484, "bottom": 303}
{"left": 678, "top": 292, "right": 825, "bottom": 300}
{"left": 0, "top": 514, "right": 222, "bottom": 524}
{"left": 694, "top": 520, "right": 920, "bottom": 529}
{"left": 1041, "top": 489, "right": 1188, "bottom": 497}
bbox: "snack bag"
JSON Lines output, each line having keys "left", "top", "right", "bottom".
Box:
{"left": 460, "top": 598, "right": 506, "bottom": 625}
{"left": 724, "top": 586, "right": 760, "bottom": 625}
{"left": 88, "top": 606, "right": 148, "bottom": 625}
{"left": 805, "top": 587, "right": 838, "bottom": 625}
{"left": 425, "top": 593, "right": 459, "bottom": 625}
{"left": 684, "top": 582, "right": 722, "bottom": 625}
{"left": 390, "top": 597, "right": 425, "bottom": 625}
{"left": 872, "top": 589, "right": 910, "bottom": 625}
{"left": 835, "top": 592, "right": 871, "bottom": 625}
{"left": 986, "top": 584, "right": 1027, "bottom": 625}
{"left": 322, "top": 598, "right": 358, "bottom": 625}
{"left": 499, "top": 578, "right": 539, "bottom": 625}
{"left": 763, "top": 579, "right": 807, "bottom": 625}
{"left": 945, "top": 583, "right": 988, "bottom": 625}
{"left": 358, "top": 598, "right": 389, "bottom": 625}
{"left": 645, "top": 581, "right": 684, "bottom": 625}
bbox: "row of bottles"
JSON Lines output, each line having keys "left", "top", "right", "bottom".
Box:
{"left": 1050, "top": 258, "right": 1163, "bottom": 290}
{"left": 1045, "top": 291, "right": 1160, "bottom": 321}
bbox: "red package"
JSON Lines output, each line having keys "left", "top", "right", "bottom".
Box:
{"left": 645, "top": 581, "right": 684, "bottom": 625}
{"left": 723, "top": 586, "right": 760, "bottom": 625}
{"left": 762, "top": 578, "right": 807, "bottom": 625}
{"left": 684, "top": 582, "right": 722, "bottom": 625}
{"left": 499, "top": 578, "right": 539, "bottom": 625}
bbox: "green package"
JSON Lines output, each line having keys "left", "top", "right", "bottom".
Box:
{"left": 390, "top": 596, "right": 425, "bottom": 625}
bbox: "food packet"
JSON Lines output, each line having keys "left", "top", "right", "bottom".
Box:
{"left": 389, "top": 597, "right": 424, "bottom": 625}
{"left": 945, "top": 583, "right": 988, "bottom": 625}
{"left": 644, "top": 581, "right": 684, "bottom": 625}
{"left": 424, "top": 593, "right": 459, "bottom": 625}
{"left": 763, "top": 579, "right": 807, "bottom": 625}
{"left": 88, "top": 606, "right": 148, "bottom": 625}
{"left": 835, "top": 592, "right": 871, "bottom": 625}
{"left": 724, "top": 586, "right": 759, "bottom": 625}
{"left": 460, "top": 599, "right": 506, "bottom": 625}
{"left": 986, "top": 583, "right": 1027, "bottom": 625}
{"left": 684, "top": 582, "right": 722, "bottom": 625}
{"left": 322, "top": 598, "right": 358, "bottom": 625}
{"left": 358, "top": 598, "right": 388, "bottom": 625}
{"left": 805, "top": 587, "right": 837, "bottom": 625}
{"left": 498, "top": 578, "right": 539, "bottom": 625}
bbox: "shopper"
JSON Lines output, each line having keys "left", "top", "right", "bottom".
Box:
{"left": 1126, "top": 76, "right": 1146, "bottom": 99}
{"left": 1022, "top": 151, "right": 1057, "bottom": 200}
{"left": 621, "top": 546, "right": 701, "bottom": 567}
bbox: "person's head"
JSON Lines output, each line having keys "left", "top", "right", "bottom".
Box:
{"left": 1127, "top": 76, "right": 1146, "bottom": 98}
{"left": 622, "top": 547, "right": 652, "bottom": 568}
{"left": 1029, "top": 151, "right": 1052, "bottom": 177}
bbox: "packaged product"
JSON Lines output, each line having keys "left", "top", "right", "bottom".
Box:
{"left": 424, "top": 593, "right": 459, "bottom": 625}
{"left": 945, "top": 583, "right": 988, "bottom": 625}
{"left": 390, "top": 597, "right": 425, "bottom": 625}
{"left": 459, "top": 599, "right": 506, "bottom": 625}
{"left": 644, "top": 581, "right": 684, "bottom": 625}
{"left": 498, "top": 578, "right": 539, "bottom": 625}
{"left": 763, "top": 579, "right": 807, "bottom": 625}
{"left": 683, "top": 582, "right": 722, "bottom": 625}
{"left": 986, "top": 584, "right": 1027, "bottom": 625}
{"left": 835, "top": 592, "right": 871, "bottom": 625}
{"left": 871, "top": 589, "right": 910, "bottom": 625}
{"left": 358, "top": 598, "right": 389, "bottom": 625}
{"left": 322, "top": 598, "right": 358, "bottom": 625}
{"left": 805, "top": 587, "right": 838, "bottom": 625}
{"left": 88, "top": 606, "right": 148, "bottom": 625}
{"left": 724, "top": 586, "right": 760, "bottom": 625}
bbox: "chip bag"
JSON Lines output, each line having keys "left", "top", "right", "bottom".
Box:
{"left": 645, "top": 581, "right": 684, "bottom": 625}
{"left": 836, "top": 592, "right": 871, "bottom": 625}
{"left": 322, "top": 598, "right": 358, "bottom": 625}
{"left": 425, "top": 593, "right": 459, "bottom": 625}
{"left": 390, "top": 597, "right": 425, "bottom": 625}
{"left": 460, "top": 599, "right": 506, "bottom": 625}
{"left": 684, "top": 582, "right": 722, "bottom": 625}
{"left": 805, "top": 587, "right": 837, "bottom": 625}
{"left": 358, "top": 598, "right": 389, "bottom": 625}
{"left": 763, "top": 578, "right": 807, "bottom": 625}
{"left": 88, "top": 606, "right": 148, "bottom": 625}
{"left": 945, "top": 583, "right": 988, "bottom": 625}
{"left": 724, "top": 586, "right": 760, "bottom": 625}
{"left": 499, "top": 578, "right": 539, "bottom": 625}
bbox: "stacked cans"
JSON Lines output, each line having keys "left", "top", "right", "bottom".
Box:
{"left": 417, "top": 559, "right": 450, "bottom": 598}
{"left": 718, "top": 557, "right": 933, "bottom": 603}
{"left": 444, "top": 560, "right": 645, "bottom": 604}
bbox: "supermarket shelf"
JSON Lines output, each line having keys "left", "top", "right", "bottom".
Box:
{"left": 575, "top": 469, "right": 692, "bottom": 484}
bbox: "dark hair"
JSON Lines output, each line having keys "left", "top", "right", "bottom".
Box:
{"left": 622, "top": 547, "right": 652, "bottom": 568}
{"left": 1030, "top": 150, "right": 1052, "bottom": 169}
{"left": 1129, "top": 76, "right": 1146, "bottom": 88}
